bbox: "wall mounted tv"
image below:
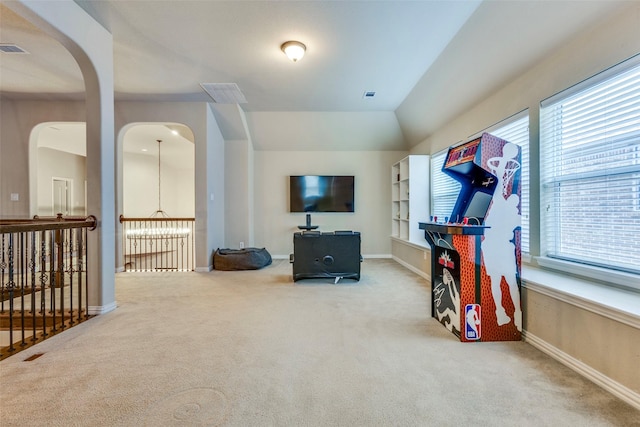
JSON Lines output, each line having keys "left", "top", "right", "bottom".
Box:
{"left": 289, "top": 175, "right": 355, "bottom": 213}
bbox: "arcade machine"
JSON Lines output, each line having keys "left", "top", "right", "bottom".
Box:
{"left": 419, "top": 132, "right": 522, "bottom": 342}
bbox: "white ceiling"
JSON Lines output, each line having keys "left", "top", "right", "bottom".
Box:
{"left": 1, "top": 0, "right": 482, "bottom": 109}
{"left": 0, "top": 0, "right": 631, "bottom": 150}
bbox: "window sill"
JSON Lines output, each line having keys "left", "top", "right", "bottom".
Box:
{"left": 522, "top": 265, "right": 640, "bottom": 329}
{"left": 390, "top": 236, "right": 430, "bottom": 251}
{"left": 535, "top": 256, "right": 640, "bottom": 292}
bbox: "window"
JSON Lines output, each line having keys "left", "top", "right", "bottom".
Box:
{"left": 430, "top": 150, "right": 461, "bottom": 221}
{"left": 486, "top": 114, "right": 530, "bottom": 254}
{"left": 540, "top": 55, "right": 640, "bottom": 276}
{"left": 430, "top": 112, "right": 530, "bottom": 253}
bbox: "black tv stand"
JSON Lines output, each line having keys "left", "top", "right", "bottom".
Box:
{"left": 290, "top": 230, "right": 362, "bottom": 282}
{"left": 298, "top": 213, "right": 318, "bottom": 230}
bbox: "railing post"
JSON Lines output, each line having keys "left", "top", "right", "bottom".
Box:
{"left": 7, "top": 233, "right": 16, "bottom": 353}
{"left": 30, "top": 231, "right": 37, "bottom": 342}
{"left": 40, "top": 230, "right": 48, "bottom": 338}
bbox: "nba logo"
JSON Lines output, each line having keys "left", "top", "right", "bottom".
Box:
{"left": 465, "top": 304, "right": 481, "bottom": 340}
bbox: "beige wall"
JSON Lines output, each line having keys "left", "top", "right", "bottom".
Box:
{"left": 254, "top": 150, "right": 406, "bottom": 257}
{"left": 412, "top": 3, "right": 640, "bottom": 158}
{"left": 0, "top": 100, "right": 87, "bottom": 218}
{"left": 0, "top": 100, "right": 224, "bottom": 271}
{"left": 391, "top": 239, "right": 430, "bottom": 281}
{"left": 523, "top": 289, "right": 640, "bottom": 394}
{"left": 1, "top": 99, "right": 407, "bottom": 263}
{"left": 245, "top": 111, "right": 406, "bottom": 151}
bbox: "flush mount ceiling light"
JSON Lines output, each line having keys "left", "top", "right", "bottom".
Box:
{"left": 281, "top": 41, "right": 306, "bottom": 62}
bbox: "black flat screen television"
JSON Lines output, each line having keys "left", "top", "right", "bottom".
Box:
{"left": 289, "top": 175, "right": 355, "bottom": 213}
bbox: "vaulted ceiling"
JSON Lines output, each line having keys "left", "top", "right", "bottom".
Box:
{"left": 0, "top": 1, "right": 629, "bottom": 150}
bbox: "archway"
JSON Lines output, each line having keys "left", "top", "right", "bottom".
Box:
{"left": 30, "top": 122, "right": 87, "bottom": 217}
{"left": 120, "top": 122, "right": 195, "bottom": 271}
{"left": 122, "top": 123, "right": 195, "bottom": 217}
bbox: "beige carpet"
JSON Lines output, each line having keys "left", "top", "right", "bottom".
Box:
{"left": 1, "top": 259, "right": 638, "bottom": 426}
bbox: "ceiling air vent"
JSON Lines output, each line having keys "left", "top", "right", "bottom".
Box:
{"left": 200, "top": 83, "right": 247, "bottom": 104}
{"left": 363, "top": 91, "right": 376, "bottom": 99}
{"left": 0, "top": 44, "right": 29, "bottom": 54}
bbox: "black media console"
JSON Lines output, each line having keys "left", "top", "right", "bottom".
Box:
{"left": 289, "top": 230, "right": 362, "bottom": 283}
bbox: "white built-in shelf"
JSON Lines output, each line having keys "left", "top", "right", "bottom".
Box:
{"left": 391, "top": 155, "right": 429, "bottom": 245}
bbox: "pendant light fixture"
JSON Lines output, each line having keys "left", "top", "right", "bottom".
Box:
{"left": 151, "top": 139, "right": 169, "bottom": 218}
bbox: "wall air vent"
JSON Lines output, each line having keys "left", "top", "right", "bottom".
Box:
{"left": 0, "top": 44, "right": 29, "bottom": 54}
{"left": 200, "top": 83, "right": 247, "bottom": 104}
{"left": 363, "top": 91, "right": 376, "bottom": 99}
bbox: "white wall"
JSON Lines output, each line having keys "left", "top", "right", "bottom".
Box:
{"left": 254, "top": 150, "right": 407, "bottom": 257}
{"left": 123, "top": 150, "right": 194, "bottom": 218}
{"left": 225, "top": 139, "right": 252, "bottom": 248}
{"left": 202, "top": 103, "right": 226, "bottom": 268}
{"left": 37, "top": 147, "right": 86, "bottom": 216}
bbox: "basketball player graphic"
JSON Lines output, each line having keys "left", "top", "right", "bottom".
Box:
{"left": 435, "top": 268, "right": 460, "bottom": 334}
{"left": 482, "top": 142, "right": 522, "bottom": 331}
{"left": 466, "top": 305, "right": 480, "bottom": 337}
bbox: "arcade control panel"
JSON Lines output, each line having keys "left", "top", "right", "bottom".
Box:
{"left": 419, "top": 217, "right": 489, "bottom": 236}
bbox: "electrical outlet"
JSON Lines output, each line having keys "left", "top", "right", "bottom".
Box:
{"left": 239, "top": 242, "right": 245, "bottom": 249}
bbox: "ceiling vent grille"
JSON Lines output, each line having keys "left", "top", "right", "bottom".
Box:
{"left": 200, "top": 83, "right": 247, "bottom": 104}
{"left": 0, "top": 44, "right": 29, "bottom": 54}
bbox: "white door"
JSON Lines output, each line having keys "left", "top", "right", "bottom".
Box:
{"left": 52, "top": 178, "right": 72, "bottom": 216}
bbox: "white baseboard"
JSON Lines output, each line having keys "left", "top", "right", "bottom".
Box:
{"left": 523, "top": 330, "right": 640, "bottom": 411}
{"left": 195, "top": 265, "right": 213, "bottom": 272}
{"left": 115, "top": 266, "right": 125, "bottom": 273}
{"left": 392, "top": 255, "right": 431, "bottom": 281}
{"left": 88, "top": 301, "right": 117, "bottom": 315}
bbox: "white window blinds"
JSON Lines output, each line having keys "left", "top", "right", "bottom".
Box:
{"left": 540, "top": 56, "right": 640, "bottom": 274}
{"left": 430, "top": 113, "right": 530, "bottom": 253}
{"left": 430, "top": 150, "right": 461, "bottom": 221}
{"left": 489, "top": 114, "right": 530, "bottom": 254}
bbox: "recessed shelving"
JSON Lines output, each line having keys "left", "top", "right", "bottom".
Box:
{"left": 390, "top": 155, "right": 429, "bottom": 244}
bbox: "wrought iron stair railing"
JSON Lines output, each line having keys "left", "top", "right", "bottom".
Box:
{"left": 119, "top": 215, "right": 195, "bottom": 272}
{"left": 0, "top": 214, "right": 96, "bottom": 360}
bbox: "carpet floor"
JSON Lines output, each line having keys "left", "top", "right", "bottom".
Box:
{"left": 0, "top": 258, "right": 638, "bottom": 426}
